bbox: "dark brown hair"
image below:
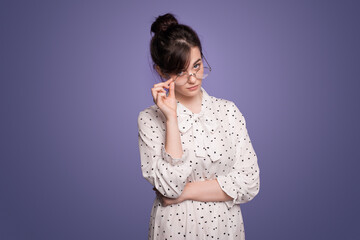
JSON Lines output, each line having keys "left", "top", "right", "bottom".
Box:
{"left": 150, "top": 13, "right": 202, "bottom": 80}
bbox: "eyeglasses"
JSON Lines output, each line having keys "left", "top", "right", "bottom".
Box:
{"left": 173, "top": 53, "right": 212, "bottom": 86}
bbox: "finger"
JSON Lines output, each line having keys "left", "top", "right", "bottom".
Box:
{"left": 164, "top": 77, "right": 173, "bottom": 84}
{"left": 160, "top": 78, "right": 173, "bottom": 88}
{"left": 151, "top": 85, "right": 168, "bottom": 102}
{"left": 168, "top": 81, "right": 175, "bottom": 98}
{"left": 153, "top": 79, "right": 172, "bottom": 89}
{"left": 151, "top": 88, "right": 166, "bottom": 104}
{"left": 153, "top": 84, "right": 168, "bottom": 89}
{"left": 161, "top": 198, "right": 167, "bottom": 207}
{"left": 151, "top": 89, "right": 158, "bottom": 104}
{"left": 151, "top": 86, "right": 166, "bottom": 96}
{"left": 158, "top": 92, "right": 166, "bottom": 98}
{"left": 159, "top": 197, "right": 165, "bottom": 206}
{"left": 163, "top": 198, "right": 172, "bottom": 207}
{"left": 152, "top": 86, "right": 167, "bottom": 93}
{"left": 153, "top": 82, "right": 166, "bottom": 88}
{"left": 156, "top": 92, "right": 166, "bottom": 104}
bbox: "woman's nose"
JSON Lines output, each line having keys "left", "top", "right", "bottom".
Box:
{"left": 188, "top": 73, "right": 197, "bottom": 83}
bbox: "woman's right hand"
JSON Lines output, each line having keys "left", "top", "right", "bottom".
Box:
{"left": 151, "top": 78, "right": 177, "bottom": 120}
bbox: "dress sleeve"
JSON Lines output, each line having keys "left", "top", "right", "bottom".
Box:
{"left": 137, "top": 110, "right": 194, "bottom": 199}
{"left": 216, "top": 101, "right": 260, "bottom": 209}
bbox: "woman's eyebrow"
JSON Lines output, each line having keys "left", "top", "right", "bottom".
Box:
{"left": 183, "top": 58, "right": 201, "bottom": 70}
{"left": 192, "top": 58, "right": 201, "bottom": 66}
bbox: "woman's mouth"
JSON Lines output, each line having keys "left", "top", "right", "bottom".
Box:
{"left": 187, "top": 85, "right": 198, "bottom": 91}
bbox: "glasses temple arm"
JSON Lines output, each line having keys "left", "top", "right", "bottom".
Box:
{"left": 201, "top": 52, "right": 212, "bottom": 71}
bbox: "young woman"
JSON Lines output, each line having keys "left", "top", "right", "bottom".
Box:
{"left": 137, "top": 13, "right": 260, "bottom": 240}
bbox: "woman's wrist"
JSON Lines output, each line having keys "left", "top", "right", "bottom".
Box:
{"left": 181, "top": 182, "right": 194, "bottom": 201}
{"left": 165, "top": 114, "right": 178, "bottom": 123}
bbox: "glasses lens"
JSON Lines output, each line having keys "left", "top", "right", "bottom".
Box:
{"left": 174, "top": 60, "right": 211, "bottom": 85}
{"left": 193, "top": 66, "right": 210, "bottom": 80}
{"left": 174, "top": 74, "right": 188, "bottom": 85}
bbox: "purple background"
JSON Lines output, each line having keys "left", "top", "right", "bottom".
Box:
{"left": 1, "top": 0, "right": 360, "bottom": 239}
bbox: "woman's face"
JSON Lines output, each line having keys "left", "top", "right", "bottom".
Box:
{"left": 170, "top": 46, "right": 203, "bottom": 98}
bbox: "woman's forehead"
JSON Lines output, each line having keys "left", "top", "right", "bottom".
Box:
{"left": 186, "top": 47, "right": 202, "bottom": 67}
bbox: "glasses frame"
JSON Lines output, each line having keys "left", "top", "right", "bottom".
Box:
{"left": 173, "top": 52, "right": 212, "bottom": 85}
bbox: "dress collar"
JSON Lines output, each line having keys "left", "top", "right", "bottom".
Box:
{"left": 175, "top": 86, "right": 221, "bottom": 162}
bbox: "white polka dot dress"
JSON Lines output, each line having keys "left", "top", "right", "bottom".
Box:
{"left": 137, "top": 86, "right": 260, "bottom": 240}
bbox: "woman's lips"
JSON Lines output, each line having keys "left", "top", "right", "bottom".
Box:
{"left": 187, "top": 85, "right": 198, "bottom": 90}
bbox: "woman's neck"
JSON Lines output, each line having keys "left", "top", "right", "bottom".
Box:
{"left": 176, "top": 90, "right": 203, "bottom": 114}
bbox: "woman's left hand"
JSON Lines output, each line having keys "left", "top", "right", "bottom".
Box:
{"left": 153, "top": 187, "right": 186, "bottom": 207}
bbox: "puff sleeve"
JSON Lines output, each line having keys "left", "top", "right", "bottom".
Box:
{"left": 216, "top": 102, "right": 260, "bottom": 209}
{"left": 137, "top": 110, "right": 194, "bottom": 199}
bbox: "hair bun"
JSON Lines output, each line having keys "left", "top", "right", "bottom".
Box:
{"left": 151, "top": 13, "right": 178, "bottom": 35}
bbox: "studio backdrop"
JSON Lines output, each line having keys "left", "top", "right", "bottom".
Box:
{"left": 1, "top": 0, "right": 359, "bottom": 239}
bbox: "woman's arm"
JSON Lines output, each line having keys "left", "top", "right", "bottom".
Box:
{"left": 139, "top": 80, "right": 196, "bottom": 199}
{"left": 138, "top": 110, "right": 193, "bottom": 199}
{"left": 182, "top": 179, "right": 234, "bottom": 202}
{"left": 165, "top": 116, "right": 184, "bottom": 159}
{"left": 158, "top": 179, "right": 233, "bottom": 206}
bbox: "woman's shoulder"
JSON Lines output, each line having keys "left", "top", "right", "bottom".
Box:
{"left": 208, "top": 94, "right": 243, "bottom": 116}
{"left": 206, "top": 93, "right": 247, "bottom": 130}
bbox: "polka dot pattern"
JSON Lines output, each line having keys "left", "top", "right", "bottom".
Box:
{"left": 137, "top": 86, "right": 260, "bottom": 240}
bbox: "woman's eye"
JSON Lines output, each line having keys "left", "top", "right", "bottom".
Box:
{"left": 194, "top": 63, "right": 200, "bottom": 69}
